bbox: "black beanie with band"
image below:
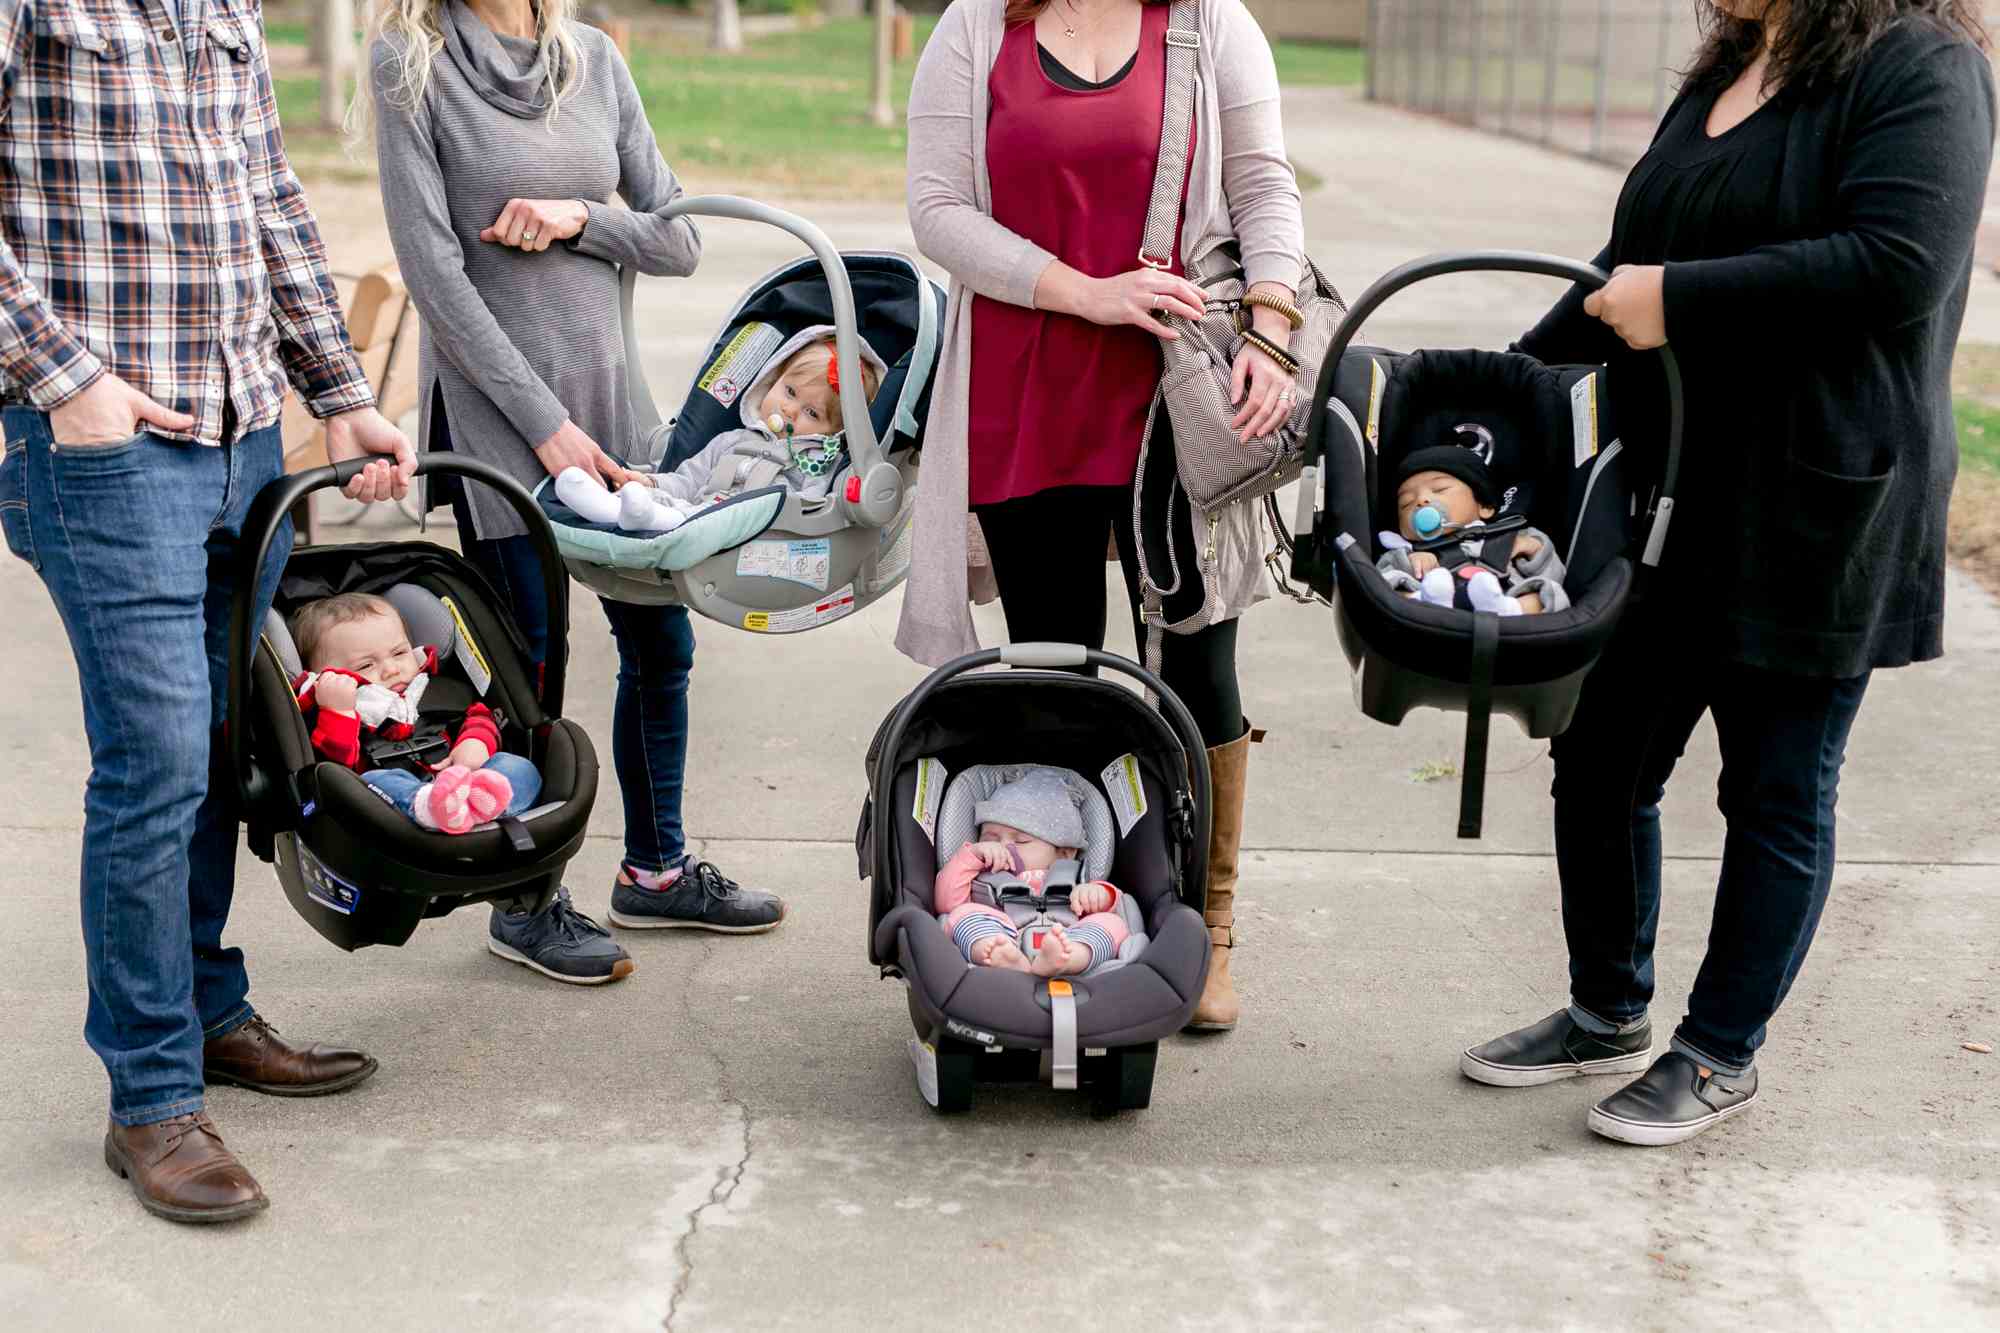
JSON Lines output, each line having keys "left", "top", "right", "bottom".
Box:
{"left": 1397, "top": 444, "right": 1499, "bottom": 507}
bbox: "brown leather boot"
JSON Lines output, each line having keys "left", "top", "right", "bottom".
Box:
{"left": 203, "top": 1013, "right": 378, "bottom": 1097}
{"left": 1187, "top": 725, "right": 1255, "bottom": 1032}
{"left": 104, "top": 1112, "right": 268, "bottom": 1223}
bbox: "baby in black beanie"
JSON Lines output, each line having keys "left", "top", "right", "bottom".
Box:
{"left": 1375, "top": 430, "right": 1569, "bottom": 615}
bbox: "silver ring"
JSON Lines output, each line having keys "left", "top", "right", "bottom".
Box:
{"left": 523, "top": 230, "right": 539, "bottom": 243}
{"left": 1152, "top": 293, "right": 1163, "bottom": 310}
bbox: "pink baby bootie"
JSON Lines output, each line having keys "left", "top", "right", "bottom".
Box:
{"left": 415, "top": 765, "right": 508, "bottom": 836}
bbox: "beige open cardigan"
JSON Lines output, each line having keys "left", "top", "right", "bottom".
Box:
{"left": 895, "top": 0, "right": 1306, "bottom": 668}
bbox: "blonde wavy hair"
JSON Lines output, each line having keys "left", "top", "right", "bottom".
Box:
{"left": 348, "top": 0, "right": 588, "bottom": 141}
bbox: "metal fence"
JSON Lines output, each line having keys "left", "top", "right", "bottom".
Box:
{"left": 1367, "top": 0, "right": 1702, "bottom": 166}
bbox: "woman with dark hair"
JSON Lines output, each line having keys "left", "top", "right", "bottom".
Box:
{"left": 1459, "top": 0, "right": 1993, "bottom": 1144}
{"left": 901, "top": 0, "right": 1305, "bottom": 1031}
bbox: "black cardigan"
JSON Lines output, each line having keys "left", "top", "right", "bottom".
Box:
{"left": 1518, "top": 19, "right": 1995, "bottom": 677}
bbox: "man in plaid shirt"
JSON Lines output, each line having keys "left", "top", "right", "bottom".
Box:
{"left": 0, "top": 0, "right": 416, "bottom": 1223}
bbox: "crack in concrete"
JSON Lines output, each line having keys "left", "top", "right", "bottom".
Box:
{"left": 663, "top": 1101, "right": 752, "bottom": 1333}
{"left": 661, "top": 936, "right": 755, "bottom": 1333}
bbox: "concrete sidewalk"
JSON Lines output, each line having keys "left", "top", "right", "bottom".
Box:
{"left": 2, "top": 87, "right": 1995, "bottom": 1331}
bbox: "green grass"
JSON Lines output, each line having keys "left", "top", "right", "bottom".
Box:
{"left": 1273, "top": 41, "right": 1366, "bottom": 88}
{"left": 621, "top": 16, "right": 940, "bottom": 192}
{"left": 264, "top": 20, "right": 309, "bottom": 47}
{"left": 264, "top": 18, "right": 1360, "bottom": 192}
{"left": 1952, "top": 399, "right": 2000, "bottom": 476}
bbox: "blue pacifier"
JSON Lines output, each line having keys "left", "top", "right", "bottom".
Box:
{"left": 1412, "top": 504, "right": 1446, "bottom": 537}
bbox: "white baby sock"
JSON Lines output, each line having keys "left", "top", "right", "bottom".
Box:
{"left": 1466, "top": 570, "right": 1524, "bottom": 617}
{"left": 554, "top": 467, "right": 623, "bottom": 524}
{"left": 617, "top": 483, "right": 688, "bottom": 533}
{"left": 1419, "top": 568, "right": 1455, "bottom": 608}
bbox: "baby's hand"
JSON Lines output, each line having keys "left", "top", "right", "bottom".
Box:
{"left": 448, "top": 738, "right": 491, "bottom": 770}
{"left": 972, "top": 841, "right": 1015, "bottom": 871}
{"left": 314, "top": 673, "right": 359, "bottom": 715}
{"left": 1513, "top": 533, "right": 1542, "bottom": 562}
{"left": 1410, "top": 552, "right": 1439, "bottom": 578}
{"left": 1070, "top": 882, "right": 1112, "bottom": 915}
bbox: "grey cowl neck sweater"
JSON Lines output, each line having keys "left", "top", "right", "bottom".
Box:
{"left": 443, "top": 0, "right": 557, "bottom": 119}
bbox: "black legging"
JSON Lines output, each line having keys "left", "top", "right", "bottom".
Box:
{"left": 972, "top": 483, "right": 1242, "bottom": 747}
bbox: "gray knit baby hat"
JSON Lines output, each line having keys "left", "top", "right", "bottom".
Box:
{"left": 974, "top": 767, "right": 1086, "bottom": 850}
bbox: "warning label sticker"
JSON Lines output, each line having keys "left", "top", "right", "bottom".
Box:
{"left": 741, "top": 584, "right": 856, "bottom": 634}
{"left": 1570, "top": 373, "right": 1600, "bottom": 467}
{"left": 736, "top": 537, "right": 832, "bottom": 591}
{"left": 911, "top": 756, "right": 948, "bottom": 844}
{"left": 697, "top": 322, "right": 784, "bottom": 407}
{"left": 1100, "top": 753, "right": 1149, "bottom": 836}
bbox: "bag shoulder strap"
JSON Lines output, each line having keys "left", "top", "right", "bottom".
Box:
{"left": 1139, "top": 0, "right": 1201, "bottom": 272}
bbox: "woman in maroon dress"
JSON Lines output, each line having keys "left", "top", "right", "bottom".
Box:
{"left": 903, "top": 0, "right": 1307, "bottom": 1030}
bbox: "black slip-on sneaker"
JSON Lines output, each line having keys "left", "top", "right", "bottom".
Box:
{"left": 1460, "top": 1008, "right": 1654, "bottom": 1087}
{"left": 1587, "top": 1051, "right": 1759, "bottom": 1146}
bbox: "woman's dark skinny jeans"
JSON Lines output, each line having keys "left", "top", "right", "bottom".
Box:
{"left": 444, "top": 485, "right": 693, "bottom": 875}
{"left": 1551, "top": 610, "right": 1870, "bottom": 1075}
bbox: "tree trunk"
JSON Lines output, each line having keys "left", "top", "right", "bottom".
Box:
{"left": 868, "top": 0, "right": 894, "bottom": 128}
{"left": 711, "top": 0, "right": 744, "bottom": 53}
{"left": 318, "top": 0, "right": 356, "bottom": 131}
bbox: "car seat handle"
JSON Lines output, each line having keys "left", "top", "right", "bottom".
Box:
{"left": 226, "top": 455, "right": 571, "bottom": 819}
{"left": 618, "top": 195, "right": 901, "bottom": 528}
{"left": 1296, "top": 250, "right": 1685, "bottom": 583}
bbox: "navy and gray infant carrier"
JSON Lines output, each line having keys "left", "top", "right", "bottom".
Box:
{"left": 545, "top": 196, "right": 946, "bottom": 632}
{"left": 228, "top": 457, "right": 598, "bottom": 950}
{"left": 1289, "top": 251, "right": 1686, "bottom": 837}
{"left": 859, "top": 646, "right": 1214, "bottom": 1116}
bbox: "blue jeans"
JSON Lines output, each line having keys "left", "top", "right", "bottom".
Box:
{"left": 445, "top": 487, "right": 692, "bottom": 873}
{"left": 362, "top": 753, "right": 544, "bottom": 821}
{"left": 1549, "top": 610, "right": 1871, "bottom": 1075}
{"left": 1, "top": 410, "right": 288, "bottom": 1126}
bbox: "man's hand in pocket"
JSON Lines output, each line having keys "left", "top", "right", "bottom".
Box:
{"left": 49, "top": 374, "right": 194, "bottom": 447}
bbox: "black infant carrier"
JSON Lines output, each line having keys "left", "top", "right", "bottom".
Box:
{"left": 858, "top": 646, "right": 1214, "bottom": 1116}
{"left": 227, "top": 457, "right": 598, "bottom": 950}
{"left": 544, "top": 196, "right": 945, "bottom": 632}
{"left": 1288, "top": 252, "right": 1686, "bottom": 838}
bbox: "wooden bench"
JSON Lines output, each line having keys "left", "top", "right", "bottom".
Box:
{"left": 280, "top": 266, "right": 421, "bottom": 544}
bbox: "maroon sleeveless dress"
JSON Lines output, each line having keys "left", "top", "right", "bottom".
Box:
{"left": 967, "top": 8, "right": 1192, "bottom": 507}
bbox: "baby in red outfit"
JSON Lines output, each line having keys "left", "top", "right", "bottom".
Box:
{"left": 290, "top": 592, "right": 541, "bottom": 835}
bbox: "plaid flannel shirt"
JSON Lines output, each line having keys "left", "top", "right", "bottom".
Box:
{"left": 0, "top": 0, "right": 372, "bottom": 444}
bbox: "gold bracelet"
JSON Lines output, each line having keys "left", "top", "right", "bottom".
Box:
{"left": 1240, "top": 328, "right": 1300, "bottom": 376}
{"left": 1242, "top": 290, "right": 1306, "bottom": 331}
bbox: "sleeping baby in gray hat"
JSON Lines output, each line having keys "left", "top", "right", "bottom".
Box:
{"left": 933, "top": 767, "right": 1135, "bottom": 978}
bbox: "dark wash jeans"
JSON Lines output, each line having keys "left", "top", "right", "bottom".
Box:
{"left": 1550, "top": 606, "right": 1871, "bottom": 1075}
{"left": 443, "top": 485, "right": 693, "bottom": 873}
{"left": 1, "top": 409, "right": 287, "bottom": 1125}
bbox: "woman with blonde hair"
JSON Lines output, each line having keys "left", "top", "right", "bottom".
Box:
{"left": 364, "top": 0, "right": 788, "bottom": 984}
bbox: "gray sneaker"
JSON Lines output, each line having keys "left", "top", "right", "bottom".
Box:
{"left": 486, "top": 887, "right": 635, "bottom": 985}
{"left": 607, "top": 858, "right": 785, "bottom": 934}
{"left": 1588, "top": 1052, "right": 1760, "bottom": 1146}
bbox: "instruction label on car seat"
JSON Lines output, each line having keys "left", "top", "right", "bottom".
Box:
{"left": 740, "top": 583, "right": 856, "bottom": 633}
{"left": 911, "top": 757, "right": 948, "bottom": 844}
{"left": 736, "top": 537, "right": 831, "bottom": 591}
{"left": 439, "top": 596, "right": 493, "bottom": 696}
{"left": 1101, "top": 753, "right": 1149, "bottom": 836}
{"left": 1364, "top": 357, "right": 1386, "bottom": 450}
{"left": 296, "top": 842, "right": 362, "bottom": 917}
{"left": 698, "top": 322, "right": 785, "bottom": 407}
{"left": 908, "top": 1038, "right": 940, "bottom": 1107}
{"left": 1570, "top": 373, "right": 1600, "bottom": 467}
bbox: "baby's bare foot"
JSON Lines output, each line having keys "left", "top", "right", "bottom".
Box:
{"left": 977, "top": 937, "right": 1032, "bottom": 972}
{"left": 1029, "top": 926, "right": 1075, "bottom": 978}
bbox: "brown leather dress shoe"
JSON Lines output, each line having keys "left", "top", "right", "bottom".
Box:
{"left": 203, "top": 1014, "right": 379, "bottom": 1097}
{"left": 103, "top": 1112, "right": 268, "bottom": 1224}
